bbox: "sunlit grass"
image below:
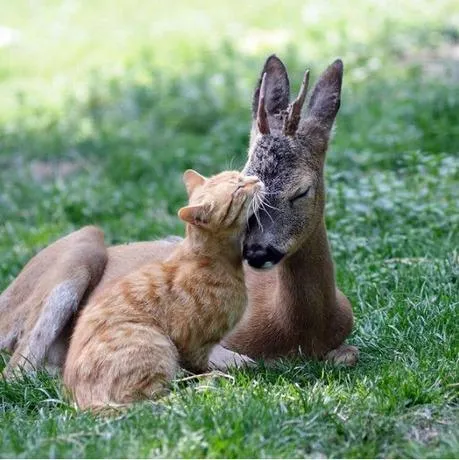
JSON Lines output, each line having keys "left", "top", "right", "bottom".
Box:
{"left": 1, "top": 0, "right": 457, "bottom": 117}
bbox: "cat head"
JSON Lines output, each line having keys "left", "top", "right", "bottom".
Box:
{"left": 178, "top": 170, "right": 264, "bottom": 234}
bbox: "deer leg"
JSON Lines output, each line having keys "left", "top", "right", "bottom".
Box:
{"left": 5, "top": 271, "right": 93, "bottom": 378}
{"left": 324, "top": 288, "right": 359, "bottom": 367}
{"left": 1, "top": 226, "right": 108, "bottom": 378}
{"left": 325, "top": 344, "right": 359, "bottom": 366}
{"left": 208, "top": 344, "right": 255, "bottom": 371}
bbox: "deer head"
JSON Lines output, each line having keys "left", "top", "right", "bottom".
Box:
{"left": 243, "top": 55, "right": 343, "bottom": 269}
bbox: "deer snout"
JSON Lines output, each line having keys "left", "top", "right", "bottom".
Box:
{"left": 243, "top": 244, "right": 285, "bottom": 270}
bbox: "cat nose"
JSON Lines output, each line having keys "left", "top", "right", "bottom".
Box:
{"left": 243, "top": 244, "right": 285, "bottom": 269}
{"left": 243, "top": 177, "right": 262, "bottom": 189}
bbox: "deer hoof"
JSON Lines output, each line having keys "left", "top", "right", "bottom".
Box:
{"left": 208, "top": 345, "right": 255, "bottom": 371}
{"left": 326, "top": 344, "right": 359, "bottom": 367}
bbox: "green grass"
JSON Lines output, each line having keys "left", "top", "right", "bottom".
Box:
{"left": 0, "top": 0, "right": 458, "bottom": 457}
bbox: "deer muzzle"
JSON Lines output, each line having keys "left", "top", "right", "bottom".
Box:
{"left": 243, "top": 243, "right": 285, "bottom": 269}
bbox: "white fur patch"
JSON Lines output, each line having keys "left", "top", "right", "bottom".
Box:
{"left": 208, "top": 344, "right": 255, "bottom": 371}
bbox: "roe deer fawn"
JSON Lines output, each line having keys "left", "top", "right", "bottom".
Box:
{"left": 223, "top": 56, "right": 357, "bottom": 364}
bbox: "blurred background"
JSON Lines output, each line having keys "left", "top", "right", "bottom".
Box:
{"left": 0, "top": 0, "right": 458, "bottom": 281}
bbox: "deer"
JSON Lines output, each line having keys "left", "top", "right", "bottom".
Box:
{"left": 0, "top": 55, "right": 358, "bottom": 379}
{"left": 223, "top": 56, "right": 357, "bottom": 364}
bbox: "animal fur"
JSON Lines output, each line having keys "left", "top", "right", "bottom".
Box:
{"left": 0, "top": 55, "right": 358, "bottom": 379}
{"left": 63, "top": 170, "right": 262, "bottom": 409}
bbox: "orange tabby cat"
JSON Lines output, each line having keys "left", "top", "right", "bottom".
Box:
{"left": 63, "top": 169, "right": 262, "bottom": 410}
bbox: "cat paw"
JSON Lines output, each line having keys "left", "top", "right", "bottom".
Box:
{"left": 325, "top": 344, "right": 359, "bottom": 367}
{"left": 208, "top": 345, "right": 255, "bottom": 371}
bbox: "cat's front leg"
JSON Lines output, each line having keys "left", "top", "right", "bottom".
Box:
{"left": 180, "top": 347, "right": 211, "bottom": 374}
{"left": 208, "top": 344, "right": 255, "bottom": 371}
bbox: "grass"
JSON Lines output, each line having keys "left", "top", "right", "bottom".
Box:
{"left": 0, "top": 0, "right": 458, "bottom": 457}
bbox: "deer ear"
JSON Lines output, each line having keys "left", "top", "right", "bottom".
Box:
{"left": 305, "top": 59, "right": 343, "bottom": 131}
{"left": 183, "top": 169, "right": 206, "bottom": 197}
{"left": 252, "top": 55, "right": 290, "bottom": 133}
{"left": 178, "top": 204, "right": 210, "bottom": 227}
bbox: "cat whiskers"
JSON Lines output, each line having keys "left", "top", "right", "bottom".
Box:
{"left": 259, "top": 190, "right": 279, "bottom": 211}
{"left": 248, "top": 192, "right": 264, "bottom": 232}
{"left": 245, "top": 188, "right": 278, "bottom": 232}
{"left": 257, "top": 190, "right": 277, "bottom": 225}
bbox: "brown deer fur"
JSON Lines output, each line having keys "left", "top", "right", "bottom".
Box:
{"left": 0, "top": 55, "right": 358, "bottom": 379}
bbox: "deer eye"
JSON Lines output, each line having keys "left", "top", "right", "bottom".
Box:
{"left": 290, "top": 186, "right": 311, "bottom": 203}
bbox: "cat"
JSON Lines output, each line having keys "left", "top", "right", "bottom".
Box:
{"left": 63, "top": 169, "right": 263, "bottom": 410}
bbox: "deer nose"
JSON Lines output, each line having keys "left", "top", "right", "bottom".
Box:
{"left": 243, "top": 244, "right": 285, "bottom": 269}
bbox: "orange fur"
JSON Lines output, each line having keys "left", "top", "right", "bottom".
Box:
{"left": 63, "top": 170, "right": 262, "bottom": 410}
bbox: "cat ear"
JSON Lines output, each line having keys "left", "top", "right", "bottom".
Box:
{"left": 178, "top": 204, "right": 210, "bottom": 227}
{"left": 183, "top": 169, "right": 206, "bottom": 197}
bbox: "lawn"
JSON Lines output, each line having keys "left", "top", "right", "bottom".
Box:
{"left": 0, "top": 0, "right": 458, "bottom": 457}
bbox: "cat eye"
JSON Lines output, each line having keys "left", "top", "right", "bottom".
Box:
{"left": 232, "top": 184, "right": 244, "bottom": 197}
{"left": 290, "top": 186, "right": 311, "bottom": 203}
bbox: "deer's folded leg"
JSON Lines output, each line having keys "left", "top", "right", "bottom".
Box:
{"left": 1, "top": 226, "right": 108, "bottom": 378}
{"left": 208, "top": 344, "right": 255, "bottom": 371}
